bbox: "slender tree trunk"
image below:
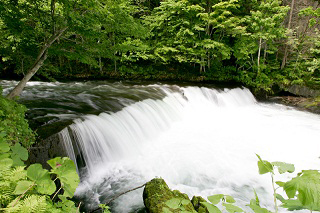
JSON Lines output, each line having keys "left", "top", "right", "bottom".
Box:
{"left": 7, "top": 27, "right": 68, "bottom": 99}
{"left": 257, "top": 37, "right": 262, "bottom": 74}
{"left": 99, "top": 57, "right": 103, "bottom": 73}
{"left": 264, "top": 43, "right": 267, "bottom": 63}
{"left": 281, "top": 0, "right": 295, "bottom": 69}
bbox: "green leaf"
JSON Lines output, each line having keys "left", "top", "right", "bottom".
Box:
{"left": 275, "top": 193, "right": 285, "bottom": 202}
{"left": 165, "top": 198, "right": 181, "bottom": 209}
{"left": 56, "top": 195, "right": 78, "bottom": 211}
{"left": 162, "top": 207, "right": 172, "bottom": 213}
{"left": 11, "top": 143, "right": 28, "bottom": 161}
{"left": 225, "top": 195, "right": 236, "bottom": 203}
{"left": 275, "top": 181, "right": 285, "bottom": 187}
{"left": 0, "top": 157, "right": 13, "bottom": 167}
{"left": 48, "top": 157, "right": 79, "bottom": 197}
{"left": 201, "top": 202, "right": 222, "bottom": 213}
{"left": 222, "top": 203, "right": 244, "bottom": 213}
{"left": 208, "top": 194, "right": 224, "bottom": 205}
{"left": 247, "top": 203, "right": 272, "bottom": 213}
{"left": 0, "top": 153, "right": 10, "bottom": 160}
{"left": 181, "top": 199, "right": 190, "bottom": 205}
{"left": 36, "top": 179, "right": 56, "bottom": 195}
{"left": 13, "top": 180, "right": 34, "bottom": 194}
{"left": 12, "top": 155, "right": 24, "bottom": 166}
{"left": 27, "top": 163, "right": 55, "bottom": 194}
{"left": 283, "top": 170, "right": 320, "bottom": 211}
{"left": 272, "top": 162, "right": 295, "bottom": 174}
{"left": 0, "top": 140, "right": 10, "bottom": 153}
{"left": 280, "top": 199, "right": 304, "bottom": 211}
{"left": 27, "top": 164, "right": 50, "bottom": 182}
{"left": 256, "top": 154, "right": 273, "bottom": 174}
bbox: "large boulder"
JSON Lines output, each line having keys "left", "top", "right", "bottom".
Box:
{"left": 286, "top": 84, "right": 320, "bottom": 98}
{"left": 143, "top": 178, "right": 196, "bottom": 213}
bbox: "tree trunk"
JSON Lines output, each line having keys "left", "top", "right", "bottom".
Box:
{"left": 281, "top": 0, "right": 295, "bottom": 69}
{"left": 7, "top": 27, "right": 68, "bottom": 99}
{"left": 257, "top": 37, "right": 262, "bottom": 74}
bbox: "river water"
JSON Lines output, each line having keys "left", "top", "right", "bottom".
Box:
{"left": 1, "top": 80, "right": 320, "bottom": 212}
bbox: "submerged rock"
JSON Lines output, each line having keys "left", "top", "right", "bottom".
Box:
{"left": 143, "top": 178, "right": 196, "bottom": 213}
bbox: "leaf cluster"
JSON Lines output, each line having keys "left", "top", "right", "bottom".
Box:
{"left": 0, "top": 95, "right": 88, "bottom": 213}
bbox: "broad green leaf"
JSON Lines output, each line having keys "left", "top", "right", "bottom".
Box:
{"left": 48, "top": 157, "right": 79, "bottom": 197}
{"left": 222, "top": 203, "right": 244, "bottom": 213}
{"left": 208, "top": 194, "right": 224, "bottom": 205}
{"left": 272, "top": 162, "right": 295, "bottom": 174}
{"left": 225, "top": 195, "right": 236, "bottom": 203}
{"left": 201, "top": 202, "right": 222, "bottom": 213}
{"left": 13, "top": 180, "right": 34, "bottom": 194}
{"left": 280, "top": 199, "right": 304, "bottom": 211}
{"left": 275, "top": 181, "right": 285, "bottom": 187}
{"left": 0, "top": 158, "right": 13, "bottom": 167}
{"left": 27, "top": 164, "right": 51, "bottom": 182}
{"left": 256, "top": 154, "right": 273, "bottom": 174}
{"left": 36, "top": 179, "right": 56, "bottom": 195}
{"left": 181, "top": 199, "right": 190, "bottom": 205}
{"left": 56, "top": 195, "right": 78, "bottom": 211}
{"left": 283, "top": 170, "right": 320, "bottom": 211}
{"left": 165, "top": 198, "right": 181, "bottom": 209}
{"left": 11, "top": 143, "right": 28, "bottom": 161}
{"left": 0, "top": 153, "right": 10, "bottom": 160}
{"left": 247, "top": 203, "right": 272, "bottom": 213}
{"left": 12, "top": 155, "right": 24, "bottom": 166}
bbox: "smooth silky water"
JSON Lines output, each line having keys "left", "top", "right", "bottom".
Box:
{"left": 1, "top": 80, "right": 319, "bottom": 212}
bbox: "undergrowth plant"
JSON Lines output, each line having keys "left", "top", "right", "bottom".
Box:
{"left": 165, "top": 154, "right": 320, "bottom": 213}
{"left": 0, "top": 94, "right": 82, "bottom": 212}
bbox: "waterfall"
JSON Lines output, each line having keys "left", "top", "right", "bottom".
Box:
{"left": 59, "top": 86, "right": 320, "bottom": 212}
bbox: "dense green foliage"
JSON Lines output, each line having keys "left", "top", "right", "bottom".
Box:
{"left": 0, "top": 95, "right": 84, "bottom": 212}
{"left": 0, "top": 91, "right": 35, "bottom": 148}
{"left": 1, "top": 0, "right": 320, "bottom": 93}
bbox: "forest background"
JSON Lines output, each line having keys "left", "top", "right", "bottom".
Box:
{"left": 1, "top": 0, "right": 320, "bottom": 98}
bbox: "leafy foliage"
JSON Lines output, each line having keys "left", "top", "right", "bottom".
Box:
{"left": 0, "top": 95, "right": 90, "bottom": 212}
{"left": 0, "top": 91, "right": 35, "bottom": 148}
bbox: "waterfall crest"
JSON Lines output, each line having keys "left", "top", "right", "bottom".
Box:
{"left": 58, "top": 86, "right": 320, "bottom": 213}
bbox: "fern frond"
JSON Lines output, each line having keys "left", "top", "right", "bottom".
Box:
{"left": 0, "top": 182, "right": 15, "bottom": 207}
{"left": 0, "top": 165, "right": 12, "bottom": 179}
{"left": 5, "top": 195, "right": 48, "bottom": 213}
{"left": 3, "top": 166, "right": 27, "bottom": 182}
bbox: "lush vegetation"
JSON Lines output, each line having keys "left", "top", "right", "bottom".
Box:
{"left": 0, "top": 94, "right": 84, "bottom": 212}
{"left": 1, "top": 0, "right": 320, "bottom": 98}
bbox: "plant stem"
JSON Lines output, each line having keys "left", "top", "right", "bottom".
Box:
{"left": 12, "top": 183, "right": 35, "bottom": 207}
{"left": 52, "top": 187, "right": 62, "bottom": 200}
{"left": 271, "top": 174, "right": 278, "bottom": 213}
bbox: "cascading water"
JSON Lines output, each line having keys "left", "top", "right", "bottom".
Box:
{"left": 58, "top": 85, "right": 320, "bottom": 213}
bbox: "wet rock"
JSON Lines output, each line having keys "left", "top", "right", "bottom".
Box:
{"left": 269, "top": 96, "right": 320, "bottom": 114}
{"left": 143, "top": 178, "right": 196, "bottom": 213}
{"left": 286, "top": 84, "right": 320, "bottom": 98}
{"left": 27, "top": 133, "right": 68, "bottom": 169}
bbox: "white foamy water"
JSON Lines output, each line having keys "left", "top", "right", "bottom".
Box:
{"left": 59, "top": 86, "right": 320, "bottom": 213}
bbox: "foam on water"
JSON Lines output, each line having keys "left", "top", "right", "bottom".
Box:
{"left": 57, "top": 86, "right": 320, "bottom": 212}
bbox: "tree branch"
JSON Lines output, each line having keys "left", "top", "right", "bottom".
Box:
{"left": 89, "top": 183, "right": 146, "bottom": 213}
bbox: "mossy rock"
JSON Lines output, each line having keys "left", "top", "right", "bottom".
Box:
{"left": 191, "top": 196, "right": 209, "bottom": 213}
{"left": 143, "top": 178, "right": 196, "bottom": 213}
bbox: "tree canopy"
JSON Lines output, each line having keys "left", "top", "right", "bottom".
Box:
{"left": 1, "top": 0, "right": 320, "bottom": 97}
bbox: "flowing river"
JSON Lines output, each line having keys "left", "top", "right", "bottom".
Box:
{"left": 1, "top": 80, "right": 320, "bottom": 212}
